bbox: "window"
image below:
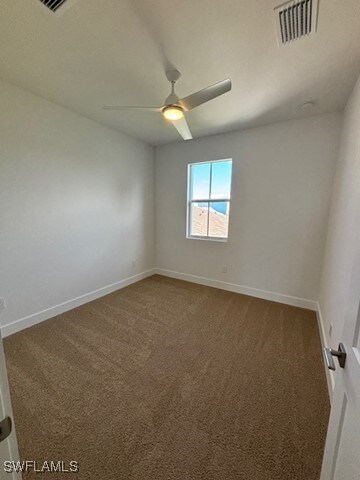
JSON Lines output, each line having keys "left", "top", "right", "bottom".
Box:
{"left": 187, "top": 159, "right": 233, "bottom": 241}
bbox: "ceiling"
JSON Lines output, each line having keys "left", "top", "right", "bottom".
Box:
{"left": 1, "top": 0, "right": 360, "bottom": 145}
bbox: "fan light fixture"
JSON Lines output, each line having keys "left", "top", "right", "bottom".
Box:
{"left": 162, "top": 105, "right": 184, "bottom": 121}
{"left": 103, "top": 70, "right": 232, "bottom": 140}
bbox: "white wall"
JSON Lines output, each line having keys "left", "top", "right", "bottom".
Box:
{"left": 0, "top": 80, "right": 154, "bottom": 332}
{"left": 155, "top": 113, "right": 342, "bottom": 304}
{"left": 0, "top": 78, "right": 346, "bottom": 336}
{"left": 319, "top": 75, "right": 360, "bottom": 348}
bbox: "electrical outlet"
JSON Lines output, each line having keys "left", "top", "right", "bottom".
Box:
{"left": 222, "top": 265, "right": 228, "bottom": 274}
{"left": 329, "top": 323, "right": 333, "bottom": 338}
{"left": 0, "top": 298, "right": 6, "bottom": 310}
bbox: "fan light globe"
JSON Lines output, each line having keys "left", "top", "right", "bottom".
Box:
{"left": 162, "top": 106, "right": 184, "bottom": 121}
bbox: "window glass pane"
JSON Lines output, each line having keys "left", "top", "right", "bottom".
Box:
{"left": 210, "top": 160, "right": 232, "bottom": 200}
{"left": 208, "top": 201, "right": 230, "bottom": 238}
{"left": 190, "top": 202, "right": 209, "bottom": 237}
{"left": 190, "top": 163, "right": 211, "bottom": 200}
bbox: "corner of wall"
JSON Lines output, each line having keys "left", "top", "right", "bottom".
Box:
{"left": 151, "top": 144, "right": 157, "bottom": 270}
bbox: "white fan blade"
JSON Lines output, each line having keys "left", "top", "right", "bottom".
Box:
{"left": 171, "top": 116, "right": 193, "bottom": 141}
{"left": 103, "top": 106, "right": 161, "bottom": 111}
{"left": 179, "top": 78, "right": 231, "bottom": 111}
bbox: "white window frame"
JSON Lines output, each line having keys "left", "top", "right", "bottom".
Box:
{"left": 186, "top": 158, "right": 233, "bottom": 242}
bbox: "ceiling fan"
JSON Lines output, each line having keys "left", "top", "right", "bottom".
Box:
{"left": 103, "top": 70, "right": 232, "bottom": 141}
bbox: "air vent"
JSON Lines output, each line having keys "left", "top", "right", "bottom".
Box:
{"left": 274, "top": 0, "right": 318, "bottom": 45}
{"left": 38, "top": 0, "right": 70, "bottom": 13}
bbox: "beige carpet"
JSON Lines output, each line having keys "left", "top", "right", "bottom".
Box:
{"left": 4, "top": 275, "right": 329, "bottom": 479}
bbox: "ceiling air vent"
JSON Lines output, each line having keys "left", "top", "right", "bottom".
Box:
{"left": 274, "top": 0, "right": 318, "bottom": 45}
{"left": 38, "top": 0, "right": 75, "bottom": 14}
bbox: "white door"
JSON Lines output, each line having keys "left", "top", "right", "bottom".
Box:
{"left": 0, "top": 329, "right": 21, "bottom": 480}
{"left": 320, "top": 210, "right": 360, "bottom": 480}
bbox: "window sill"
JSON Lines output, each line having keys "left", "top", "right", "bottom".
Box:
{"left": 186, "top": 235, "right": 228, "bottom": 243}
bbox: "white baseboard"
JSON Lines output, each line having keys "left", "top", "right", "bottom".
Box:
{"left": 1, "top": 269, "right": 156, "bottom": 338}
{"left": 316, "top": 302, "right": 335, "bottom": 400}
{"left": 155, "top": 268, "right": 317, "bottom": 311}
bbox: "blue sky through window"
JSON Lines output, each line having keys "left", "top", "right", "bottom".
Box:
{"left": 188, "top": 160, "right": 232, "bottom": 238}
{"left": 191, "top": 160, "right": 232, "bottom": 215}
{"left": 211, "top": 160, "right": 232, "bottom": 199}
{"left": 191, "top": 162, "right": 211, "bottom": 199}
{"left": 191, "top": 160, "right": 232, "bottom": 200}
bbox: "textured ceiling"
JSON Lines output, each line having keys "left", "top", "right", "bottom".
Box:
{"left": 1, "top": 0, "right": 360, "bottom": 145}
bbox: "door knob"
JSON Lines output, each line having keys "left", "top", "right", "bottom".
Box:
{"left": 0, "top": 416, "right": 12, "bottom": 443}
{"left": 324, "top": 343, "right": 346, "bottom": 371}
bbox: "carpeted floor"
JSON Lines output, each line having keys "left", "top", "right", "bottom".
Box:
{"left": 4, "top": 275, "right": 329, "bottom": 479}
